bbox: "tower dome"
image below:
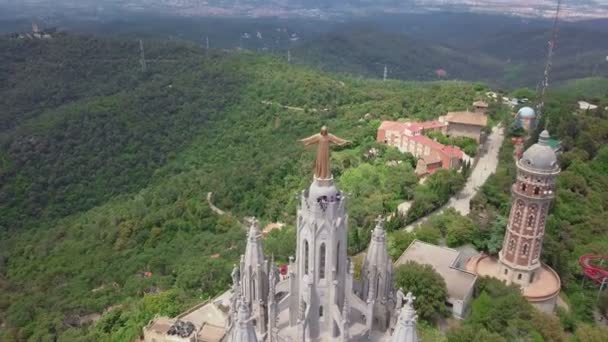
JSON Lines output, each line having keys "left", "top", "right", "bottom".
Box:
{"left": 518, "top": 107, "right": 536, "bottom": 118}
{"left": 519, "top": 130, "right": 559, "bottom": 172}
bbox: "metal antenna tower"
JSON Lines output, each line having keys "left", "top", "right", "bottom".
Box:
{"left": 139, "top": 39, "right": 147, "bottom": 72}
{"left": 287, "top": 49, "right": 292, "bottom": 63}
{"left": 206, "top": 36, "right": 210, "bottom": 50}
{"left": 383, "top": 64, "right": 388, "bottom": 81}
{"left": 536, "top": 0, "right": 562, "bottom": 128}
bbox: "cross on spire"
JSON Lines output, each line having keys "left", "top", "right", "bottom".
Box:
{"left": 404, "top": 292, "right": 416, "bottom": 306}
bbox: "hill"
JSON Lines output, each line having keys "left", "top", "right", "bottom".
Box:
{"left": 291, "top": 27, "right": 505, "bottom": 82}
{"left": 289, "top": 22, "right": 608, "bottom": 88}
{"left": 0, "top": 33, "right": 481, "bottom": 341}
{"left": 2, "top": 32, "right": 607, "bottom": 342}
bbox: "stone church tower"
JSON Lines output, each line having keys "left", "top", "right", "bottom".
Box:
{"left": 361, "top": 216, "right": 393, "bottom": 330}
{"left": 288, "top": 175, "right": 350, "bottom": 339}
{"left": 498, "top": 130, "right": 560, "bottom": 287}
{"left": 240, "top": 219, "right": 269, "bottom": 336}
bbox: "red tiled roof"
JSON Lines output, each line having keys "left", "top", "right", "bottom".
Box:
{"left": 421, "top": 121, "right": 446, "bottom": 130}
{"left": 423, "top": 153, "right": 442, "bottom": 164}
{"left": 473, "top": 100, "right": 489, "bottom": 108}
{"left": 380, "top": 120, "right": 446, "bottom": 133}
{"left": 445, "top": 112, "right": 488, "bottom": 127}
{"left": 441, "top": 145, "right": 464, "bottom": 159}
{"left": 379, "top": 121, "right": 409, "bottom": 132}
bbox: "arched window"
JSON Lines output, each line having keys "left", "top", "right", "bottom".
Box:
{"left": 504, "top": 268, "right": 508, "bottom": 275}
{"left": 375, "top": 276, "right": 380, "bottom": 299}
{"left": 522, "top": 244, "right": 529, "bottom": 256}
{"left": 518, "top": 273, "right": 522, "bottom": 280}
{"left": 252, "top": 278, "right": 256, "bottom": 300}
{"left": 336, "top": 241, "right": 340, "bottom": 274}
{"left": 515, "top": 210, "right": 522, "bottom": 223}
{"left": 534, "top": 187, "right": 540, "bottom": 195}
{"left": 521, "top": 183, "right": 527, "bottom": 192}
{"left": 304, "top": 240, "right": 309, "bottom": 275}
{"left": 319, "top": 306, "right": 324, "bottom": 317}
{"left": 527, "top": 215, "right": 534, "bottom": 227}
{"left": 319, "top": 243, "right": 326, "bottom": 279}
{"left": 508, "top": 239, "right": 516, "bottom": 251}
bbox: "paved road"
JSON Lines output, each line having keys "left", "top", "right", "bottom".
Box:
{"left": 448, "top": 125, "right": 505, "bottom": 216}
{"left": 404, "top": 125, "right": 505, "bottom": 232}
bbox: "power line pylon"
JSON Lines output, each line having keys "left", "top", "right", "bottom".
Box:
{"left": 536, "top": 0, "right": 562, "bottom": 128}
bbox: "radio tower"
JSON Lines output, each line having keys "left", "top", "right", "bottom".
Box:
{"left": 139, "top": 39, "right": 147, "bottom": 73}
{"left": 383, "top": 64, "right": 388, "bottom": 81}
{"left": 536, "top": 0, "right": 562, "bottom": 128}
{"left": 287, "top": 49, "right": 292, "bottom": 63}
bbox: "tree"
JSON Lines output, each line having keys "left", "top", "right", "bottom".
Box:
{"left": 531, "top": 310, "right": 567, "bottom": 342}
{"left": 574, "top": 324, "right": 608, "bottom": 342}
{"left": 599, "top": 291, "right": 608, "bottom": 319}
{"left": 264, "top": 226, "right": 297, "bottom": 263}
{"left": 446, "top": 325, "right": 506, "bottom": 342}
{"left": 393, "top": 261, "right": 448, "bottom": 321}
{"left": 387, "top": 230, "right": 416, "bottom": 260}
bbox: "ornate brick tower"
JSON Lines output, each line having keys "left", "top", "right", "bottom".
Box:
{"left": 498, "top": 130, "right": 560, "bottom": 287}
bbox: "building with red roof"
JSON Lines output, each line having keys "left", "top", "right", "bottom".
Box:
{"left": 377, "top": 120, "right": 462, "bottom": 175}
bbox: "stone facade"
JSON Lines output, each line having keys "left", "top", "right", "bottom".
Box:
{"left": 225, "top": 128, "right": 421, "bottom": 341}
{"left": 143, "top": 128, "right": 423, "bottom": 342}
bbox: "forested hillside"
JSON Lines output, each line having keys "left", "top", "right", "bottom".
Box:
{"left": 289, "top": 24, "right": 608, "bottom": 87}
{"left": 0, "top": 34, "right": 480, "bottom": 341}
{"left": 2, "top": 32, "right": 607, "bottom": 342}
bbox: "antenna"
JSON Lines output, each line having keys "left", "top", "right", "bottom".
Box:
{"left": 287, "top": 49, "right": 292, "bottom": 63}
{"left": 206, "top": 36, "right": 210, "bottom": 50}
{"left": 139, "top": 39, "right": 147, "bottom": 73}
{"left": 536, "top": 0, "right": 562, "bottom": 129}
{"left": 383, "top": 64, "right": 388, "bottom": 81}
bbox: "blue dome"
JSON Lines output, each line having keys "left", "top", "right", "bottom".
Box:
{"left": 518, "top": 106, "right": 536, "bottom": 118}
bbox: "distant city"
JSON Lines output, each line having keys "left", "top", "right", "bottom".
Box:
{"left": 3, "top": 0, "right": 608, "bottom": 20}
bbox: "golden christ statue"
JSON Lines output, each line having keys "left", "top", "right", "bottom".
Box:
{"left": 299, "top": 126, "right": 350, "bottom": 179}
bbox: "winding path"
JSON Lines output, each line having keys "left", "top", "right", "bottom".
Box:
{"left": 207, "top": 192, "right": 226, "bottom": 216}
{"left": 404, "top": 125, "right": 505, "bottom": 232}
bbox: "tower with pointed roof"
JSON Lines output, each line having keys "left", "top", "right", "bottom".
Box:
{"left": 498, "top": 130, "right": 560, "bottom": 287}
{"left": 229, "top": 298, "right": 259, "bottom": 342}
{"left": 240, "top": 218, "right": 269, "bottom": 337}
{"left": 361, "top": 216, "right": 394, "bottom": 330}
{"left": 288, "top": 151, "right": 351, "bottom": 338}
{"left": 390, "top": 292, "right": 419, "bottom": 342}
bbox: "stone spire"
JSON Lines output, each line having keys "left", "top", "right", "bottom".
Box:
{"left": 229, "top": 298, "right": 259, "bottom": 342}
{"left": 362, "top": 216, "right": 394, "bottom": 330}
{"left": 240, "top": 217, "right": 268, "bottom": 336}
{"left": 267, "top": 257, "right": 278, "bottom": 342}
{"left": 391, "top": 292, "right": 419, "bottom": 342}
{"left": 289, "top": 129, "right": 352, "bottom": 340}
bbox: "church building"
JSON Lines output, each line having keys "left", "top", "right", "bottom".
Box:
{"left": 226, "top": 127, "right": 420, "bottom": 341}
{"left": 142, "top": 127, "right": 423, "bottom": 342}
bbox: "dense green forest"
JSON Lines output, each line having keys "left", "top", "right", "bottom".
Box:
{"left": 1, "top": 32, "right": 607, "bottom": 341}
{"left": 0, "top": 34, "right": 482, "bottom": 341}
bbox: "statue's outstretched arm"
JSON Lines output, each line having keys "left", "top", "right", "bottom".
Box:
{"left": 299, "top": 134, "right": 321, "bottom": 146}
{"left": 328, "top": 133, "right": 351, "bottom": 146}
